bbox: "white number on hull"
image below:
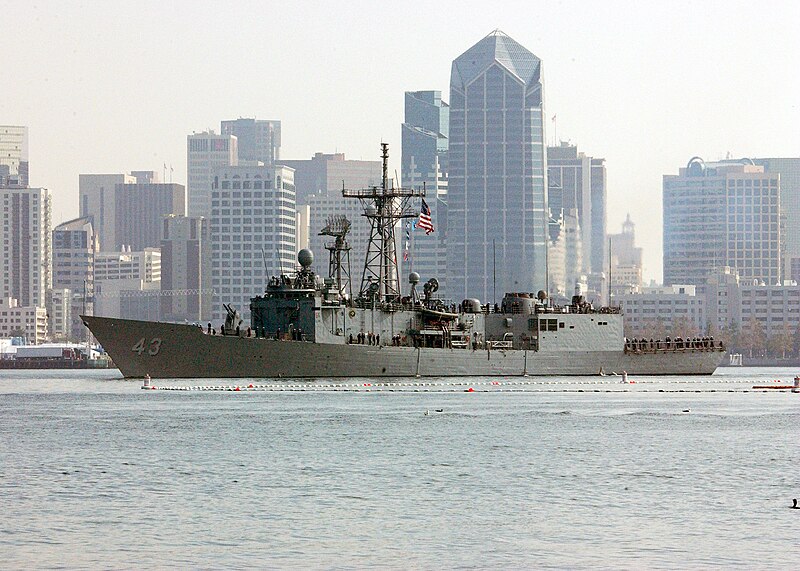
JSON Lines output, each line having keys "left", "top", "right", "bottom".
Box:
{"left": 132, "top": 337, "right": 162, "bottom": 356}
{"left": 148, "top": 338, "right": 162, "bottom": 355}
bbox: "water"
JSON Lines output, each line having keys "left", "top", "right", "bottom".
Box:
{"left": 1, "top": 368, "right": 798, "bottom": 569}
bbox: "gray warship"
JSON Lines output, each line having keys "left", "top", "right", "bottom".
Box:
{"left": 83, "top": 144, "right": 726, "bottom": 379}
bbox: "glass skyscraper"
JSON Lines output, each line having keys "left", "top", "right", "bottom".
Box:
{"left": 447, "top": 31, "right": 548, "bottom": 303}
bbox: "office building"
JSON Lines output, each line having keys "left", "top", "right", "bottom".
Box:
{"left": 0, "top": 297, "right": 47, "bottom": 344}
{"left": 94, "top": 248, "right": 161, "bottom": 320}
{"left": 161, "top": 215, "right": 212, "bottom": 322}
{"left": 0, "top": 126, "right": 28, "bottom": 187}
{"left": 279, "top": 153, "right": 381, "bottom": 277}
{"left": 46, "top": 288, "right": 71, "bottom": 341}
{"left": 547, "top": 142, "right": 607, "bottom": 300}
{"left": 280, "top": 152, "right": 381, "bottom": 207}
{"left": 187, "top": 131, "right": 238, "bottom": 218}
{"left": 114, "top": 180, "right": 185, "bottom": 250}
{"left": 79, "top": 173, "right": 136, "bottom": 251}
{"left": 210, "top": 165, "right": 296, "bottom": 322}
{"left": 704, "top": 265, "right": 800, "bottom": 339}
{"left": 52, "top": 216, "right": 97, "bottom": 341}
{"left": 753, "top": 158, "right": 800, "bottom": 282}
{"left": 663, "top": 158, "right": 780, "bottom": 286}
{"left": 623, "top": 265, "right": 800, "bottom": 357}
{"left": 547, "top": 209, "right": 582, "bottom": 300}
{"left": 618, "top": 285, "right": 705, "bottom": 338}
{"left": 1, "top": 186, "right": 52, "bottom": 308}
{"left": 80, "top": 171, "right": 183, "bottom": 251}
{"left": 402, "top": 90, "right": 449, "bottom": 292}
{"left": 609, "top": 214, "right": 643, "bottom": 298}
{"left": 448, "top": 31, "right": 548, "bottom": 302}
{"left": 221, "top": 118, "right": 280, "bottom": 166}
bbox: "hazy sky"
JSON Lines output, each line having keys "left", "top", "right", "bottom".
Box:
{"left": 4, "top": 0, "right": 799, "bottom": 282}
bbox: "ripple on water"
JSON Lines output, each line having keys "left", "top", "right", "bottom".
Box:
{"left": 0, "top": 369, "right": 798, "bottom": 568}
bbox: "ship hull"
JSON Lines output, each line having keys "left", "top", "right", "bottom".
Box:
{"left": 83, "top": 316, "right": 725, "bottom": 379}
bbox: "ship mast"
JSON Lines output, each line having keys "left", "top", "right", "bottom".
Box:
{"left": 343, "top": 143, "right": 424, "bottom": 303}
{"left": 319, "top": 214, "right": 353, "bottom": 300}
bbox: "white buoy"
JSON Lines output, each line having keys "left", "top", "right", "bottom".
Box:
{"left": 792, "top": 376, "right": 800, "bottom": 393}
{"left": 622, "top": 371, "right": 628, "bottom": 384}
{"left": 142, "top": 374, "right": 151, "bottom": 389}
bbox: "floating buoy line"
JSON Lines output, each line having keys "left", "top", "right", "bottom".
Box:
{"left": 139, "top": 377, "right": 800, "bottom": 394}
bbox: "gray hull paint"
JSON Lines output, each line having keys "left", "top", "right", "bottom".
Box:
{"left": 84, "top": 316, "right": 725, "bottom": 379}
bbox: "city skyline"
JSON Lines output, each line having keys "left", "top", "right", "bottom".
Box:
{"left": 3, "top": 1, "right": 800, "bottom": 283}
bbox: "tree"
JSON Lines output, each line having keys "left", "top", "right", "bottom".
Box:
{"left": 670, "top": 315, "right": 700, "bottom": 339}
{"left": 741, "top": 316, "right": 766, "bottom": 358}
{"left": 719, "top": 321, "right": 740, "bottom": 352}
{"left": 771, "top": 322, "right": 795, "bottom": 359}
{"left": 794, "top": 320, "right": 800, "bottom": 357}
{"left": 638, "top": 318, "right": 664, "bottom": 341}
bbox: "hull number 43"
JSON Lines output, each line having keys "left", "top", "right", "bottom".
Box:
{"left": 132, "top": 337, "right": 162, "bottom": 356}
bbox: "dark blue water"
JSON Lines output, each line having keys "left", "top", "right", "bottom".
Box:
{"left": 1, "top": 368, "right": 798, "bottom": 569}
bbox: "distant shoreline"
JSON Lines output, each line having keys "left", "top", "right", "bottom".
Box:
{"left": 719, "top": 358, "right": 800, "bottom": 368}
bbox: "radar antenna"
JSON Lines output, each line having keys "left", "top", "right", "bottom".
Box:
{"left": 319, "top": 214, "right": 353, "bottom": 300}
{"left": 342, "top": 143, "right": 425, "bottom": 303}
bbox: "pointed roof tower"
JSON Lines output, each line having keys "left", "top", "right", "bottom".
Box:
{"left": 451, "top": 30, "right": 542, "bottom": 90}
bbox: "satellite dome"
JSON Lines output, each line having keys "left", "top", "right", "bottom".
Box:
{"left": 298, "top": 249, "right": 314, "bottom": 268}
{"left": 409, "top": 272, "right": 420, "bottom": 284}
{"left": 537, "top": 290, "right": 548, "bottom": 301}
{"left": 365, "top": 204, "right": 377, "bottom": 216}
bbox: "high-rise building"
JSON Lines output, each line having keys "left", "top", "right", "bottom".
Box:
{"left": 114, "top": 180, "right": 185, "bottom": 250}
{"left": 447, "top": 31, "right": 548, "bottom": 303}
{"left": 160, "top": 215, "right": 211, "bottom": 323}
{"left": 187, "top": 131, "right": 238, "bottom": 218}
{"left": 221, "top": 118, "right": 281, "bottom": 166}
{"left": 210, "top": 165, "right": 296, "bottom": 322}
{"left": 79, "top": 173, "right": 136, "bottom": 251}
{"left": 280, "top": 152, "right": 382, "bottom": 207}
{"left": 279, "top": 153, "right": 381, "bottom": 277}
{"left": 52, "top": 216, "right": 97, "bottom": 341}
{"left": 402, "top": 90, "right": 449, "bottom": 292}
{"left": 1, "top": 186, "right": 52, "bottom": 307}
{"left": 753, "top": 158, "right": 800, "bottom": 282}
{"left": 663, "top": 158, "right": 780, "bottom": 286}
{"left": 608, "top": 214, "right": 643, "bottom": 298}
{"left": 547, "top": 142, "right": 607, "bottom": 296}
{"left": 0, "top": 126, "right": 29, "bottom": 187}
{"left": 547, "top": 209, "right": 582, "bottom": 300}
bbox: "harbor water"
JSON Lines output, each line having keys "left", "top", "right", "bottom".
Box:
{"left": 1, "top": 367, "right": 798, "bottom": 569}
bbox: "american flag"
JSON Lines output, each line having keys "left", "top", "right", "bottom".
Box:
{"left": 403, "top": 221, "right": 410, "bottom": 261}
{"left": 417, "top": 198, "right": 435, "bottom": 234}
